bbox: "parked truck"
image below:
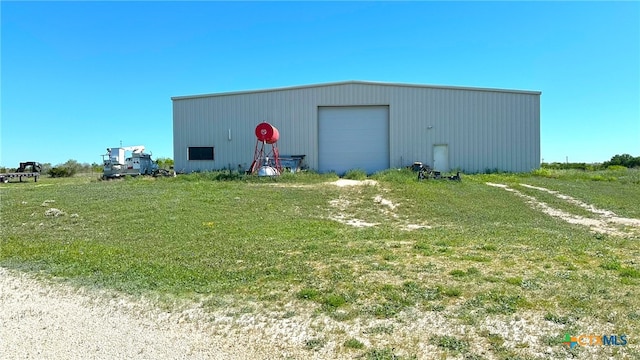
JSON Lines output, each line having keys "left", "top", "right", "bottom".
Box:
{"left": 102, "top": 146, "right": 173, "bottom": 179}
{"left": 0, "top": 162, "right": 41, "bottom": 183}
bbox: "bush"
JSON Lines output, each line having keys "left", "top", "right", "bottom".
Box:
{"left": 155, "top": 157, "right": 174, "bottom": 170}
{"left": 531, "top": 168, "right": 555, "bottom": 178}
{"left": 603, "top": 154, "right": 640, "bottom": 168}
{"left": 48, "top": 166, "right": 76, "bottom": 178}
{"left": 47, "top": 159, "right": 91, "bottom": 177}
{"left": 606, "top": 165, "right": 627, "bottom": 171}
{"left": 541, "top": 162, "right": 594, "bottom": 171}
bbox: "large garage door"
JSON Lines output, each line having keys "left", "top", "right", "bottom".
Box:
{"left": 318, "top": 106, "right": 389, "bottom": 174}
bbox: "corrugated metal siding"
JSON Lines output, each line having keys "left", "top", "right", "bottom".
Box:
{"left": 318, "top": 106, "right": 389, "bottom": 174}
{"left": 172, "top": 82, "right": 540, "bottom": 173}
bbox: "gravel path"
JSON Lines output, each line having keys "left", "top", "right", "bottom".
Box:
{"left": 0, "top": 268, "right": 305, "bottom": 360}
{"left": 1, "top": 264, "right": 626, "bottom": 360}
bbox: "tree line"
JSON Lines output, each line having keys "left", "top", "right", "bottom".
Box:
{"left": 541, "top": 153, "right": 640, "bottom": 170}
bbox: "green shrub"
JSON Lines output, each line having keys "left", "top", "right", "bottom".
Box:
{"left": 531, "top": 168, "right": 554, "bottom": 178}
{"left": 48, "top": 166, "right": 76, "bottom": 178}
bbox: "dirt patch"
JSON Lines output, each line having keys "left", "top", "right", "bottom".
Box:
{"left": 327, "top": 184, "right": 432, "bottom": 231}
{"left": 328, "top": 195, "right": 377, "bottom": 227}
{"left": 44, "top": 208, "right": 66, "bottom": 217}
{"left": 328, "top": 197, "right": 351, "bottom": 211}
{"left": 329, "top": 214, "right": 379, "bottom": 228}
{"left": 41, "top": 199, "right": 56, "bottom": 206}
{"left": 0, "top": 268, "right": 271, "bottom": 359}
{"left": 486, "top": 182, "right": 638, "bottom": 237}
{"left": 373, "top": 195, "right": 397, "bottom": 210}
{"left": 520, "top": 184, "right": 640, "bottom": 227}
{"left": 0, "top": 268, "right": 362, "bottom": 360}
{"left": 0, "top": 267, "right": 448, "bottom": 359}
{"left": 329, "top": 179, "right": 378, "bottom": 187}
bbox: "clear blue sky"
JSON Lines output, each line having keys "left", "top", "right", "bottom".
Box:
{"left": 1, "top": 1, "right": 638, "bottom": 168}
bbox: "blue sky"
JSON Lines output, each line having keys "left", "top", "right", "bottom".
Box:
{"left": 1, "top": 1, "right": 638, "bottom": 168}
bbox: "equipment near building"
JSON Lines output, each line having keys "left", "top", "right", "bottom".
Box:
{"left": 249, "top": 122, "right": 282, "bottom": 176}
{"left": 0, "top": 162, "right": 41, "bottom": 183}
{"left": 279, "top": 154, "right": 307, "bottom": 173}
{"left": 412, "top": 161, "right": 461, "bottom": 182}
{"left": 102, "top": 145, "right": 173, "bottom": 179}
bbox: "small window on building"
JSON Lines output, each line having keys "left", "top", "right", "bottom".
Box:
{"left": 188, "top": 147, "right": 214, "bottom": 160}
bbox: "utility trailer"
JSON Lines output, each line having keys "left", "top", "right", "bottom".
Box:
{"left": 0, "top": 162, "right": 41, "bottom": 183}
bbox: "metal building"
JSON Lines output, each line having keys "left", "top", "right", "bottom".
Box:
{"left": 172, "top": 81, "right": 541, "bottom": 174}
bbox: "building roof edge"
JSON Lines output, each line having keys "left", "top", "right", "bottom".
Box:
{"left": 171, "top": 80, "right": 542, "bottom": 100}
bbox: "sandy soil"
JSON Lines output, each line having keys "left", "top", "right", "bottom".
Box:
{"left": 7, "top": 266, "right": 612, "bottom": 360}
{"left": 0, "top": 268, "right": 309, "bottom": 360}
{"left": 327, "top": 179, "right": 430, "bottom": 230}
{"left": 0, "top": 267, "right": 555, "bottom": 360}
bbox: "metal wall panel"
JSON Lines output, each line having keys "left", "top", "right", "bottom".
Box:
{"left": 172, "top": 81, "right": 540, "bottom": 174}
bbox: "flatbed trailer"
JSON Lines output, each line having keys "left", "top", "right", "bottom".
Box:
{"left": 0, "top": 162, "right": 42, "bottom": 183}
{"left": 0, "top": 172, "right": 40, "bottom": 183}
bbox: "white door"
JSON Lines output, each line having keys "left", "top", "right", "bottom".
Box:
{"left": 318, "top": 106, "right": 389, "bottom": 174}
{"left": 433, "top": 144, "right": 449, "bottom": 172}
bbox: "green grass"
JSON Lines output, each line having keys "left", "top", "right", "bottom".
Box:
{"left": 344, "top": 338, "right": 365, "bottom": 349}
{"left": 363, "top": 347, "right": 416, "bottom": 360}
{"left": 2, "top": 169, "right": 639, "bottom": 358}
{"left": 429, "top": 335, "right": 470, "bottom": 354}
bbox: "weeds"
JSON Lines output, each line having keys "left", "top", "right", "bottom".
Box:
{"left": 304, "top": 337, "right": 326, "bottom": 351}
{"left": 344, "top": 338, "right": 364, "bottom": 349}
{"left": 363, "top": 347, "right": 415, "bottom": 360}
{"left": 430, "top": 335, "right": 469, "bottom": 353}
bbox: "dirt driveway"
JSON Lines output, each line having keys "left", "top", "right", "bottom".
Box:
{"left": 0, "top": 268, "right": 313, "bottom": 360}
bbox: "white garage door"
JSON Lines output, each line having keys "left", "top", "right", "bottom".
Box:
{"left": 318, "top": 106, "right": 389, "bottom": 174}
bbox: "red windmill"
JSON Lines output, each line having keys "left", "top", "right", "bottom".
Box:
{"left": 250, "top": 122, "right": 281, "bottom": 175}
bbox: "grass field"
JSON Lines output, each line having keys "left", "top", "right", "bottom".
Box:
{"left": 1, "top": 168, "right": 639, "bottom": 359}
